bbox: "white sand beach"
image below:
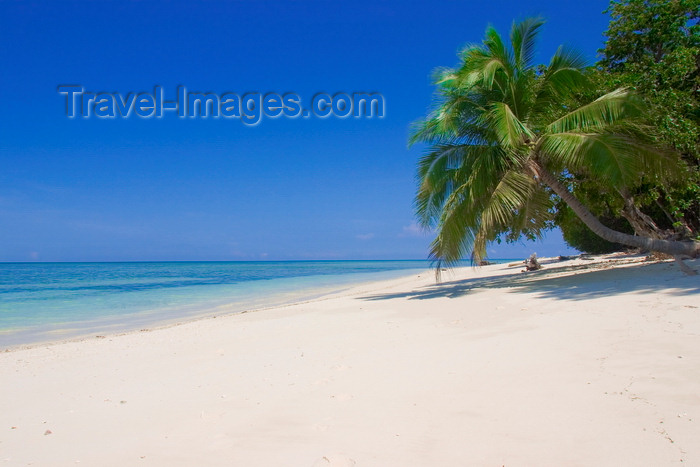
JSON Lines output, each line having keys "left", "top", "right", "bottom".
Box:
{"left": 1, "top": 255, "right": 699, "bottom": 466}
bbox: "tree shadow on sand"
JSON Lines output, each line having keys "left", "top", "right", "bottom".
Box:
{"left": 361, "top": 260, "right": 700, "bottom": 302}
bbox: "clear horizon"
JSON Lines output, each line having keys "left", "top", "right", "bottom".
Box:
{"left": 0, "top": 0, "right": 607, "bottom": 262}
{"left": 0, "top": 256, "right": 534, "bottom": 264}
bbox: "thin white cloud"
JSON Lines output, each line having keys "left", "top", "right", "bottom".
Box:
{"left": 399, "top": 222, "right": 430, "bottom": 238}
{"left": 356, "top": 233, "right": 375, "bottom": 240}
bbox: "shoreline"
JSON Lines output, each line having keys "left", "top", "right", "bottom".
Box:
{"left": 1, "top": 255, "right": 579, "bottom": 352}
{"left": 0, "top": 253, "right": 679, "bottom": 353}
{"left": 1, "top": 254, "right": 698, "bottom": 466}
{"left": 1, "top": 267, "right": 433, "bottom": 353}
{"left": 0, "top": 263, "right": 435, "bottom": 351}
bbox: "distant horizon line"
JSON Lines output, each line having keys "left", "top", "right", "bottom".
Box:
{"left": 0, "top": 257, "right": 528, "bottom": 264}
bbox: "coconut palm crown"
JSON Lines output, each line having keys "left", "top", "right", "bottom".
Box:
{"left": 411, "top": 18, "right": 699, "bottom": 270}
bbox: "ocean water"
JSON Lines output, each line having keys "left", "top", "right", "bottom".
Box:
{"left": 0, "top": 260, "right": 432, "bottom": 348}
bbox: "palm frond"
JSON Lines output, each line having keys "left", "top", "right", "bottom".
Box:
{"left": 546, "top": 88, "right": 642, "bottom": 133}
{"left": 511, "top": 17, "right": 545, "bottom": 70}
{"left": 457, "top": 47, "right": 509, "bottom": 92}
{"left": 486, "top": 102, "right": 534, "bottom": 148}
{"left": 509, "top": 183, "right": 554, "bottom": 235}
{"left": 409, "top": 106, "right": 491, "bottom": 146}
{"left": 430, "top": 168, "right": 549, "bottom": 266}
{"left": 539, "top": 130, "right": 680, "bottom": 188}
{"left": 534, "top": 45, "right": 590, "bottom": 107}
{"left": 428, "top": 181, "right": 482, "bottom": 269}
{"left": 415, "top": 144, "right": 503, "bottom": 224}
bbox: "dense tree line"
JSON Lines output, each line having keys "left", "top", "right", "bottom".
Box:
{"left": 556, "top": 0, "right": 699, "bottom": 253}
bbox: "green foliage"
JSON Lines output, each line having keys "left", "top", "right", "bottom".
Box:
{"left": 553, "top": 175, "right": 635, "bottom": 253}
{"left": 601, "top": 0, "right": 699, "bottom": 71}
{"left": 555, "top": 205, "right": 630, "bottom": 253}
{"left": 598, "top": 0, "right": 699, "bottom": 230}
{"left": 411, "top": 18, "right": 681, "bottom": 267}
{"left": 554, "top": 0, "right": 700, "bottom": 248}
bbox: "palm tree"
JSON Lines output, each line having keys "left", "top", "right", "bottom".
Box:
{"left": 411, "top": 18, "right": 699, "bottom": 273}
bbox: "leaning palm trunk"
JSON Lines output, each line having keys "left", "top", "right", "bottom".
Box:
{"left": 532, "top": 161, "right": 700, "bottom": 258}
{"left": 618, "top": 189, "right": 666, "bottom": 239}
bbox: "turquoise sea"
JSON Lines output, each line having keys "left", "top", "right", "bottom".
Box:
{"left": 0, "top": 260, "right": 435, "bottom": 348}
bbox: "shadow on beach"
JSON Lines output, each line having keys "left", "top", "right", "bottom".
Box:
{"left": 361, "top": 259, "right": 700, "bottom": 302}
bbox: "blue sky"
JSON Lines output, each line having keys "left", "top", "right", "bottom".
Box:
{"left": 0, "top": 0, "right": 611, "bottom": 262}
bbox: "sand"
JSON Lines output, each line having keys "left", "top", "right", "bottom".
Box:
{"left": 1, "top": 254, "right": 699, "bottom": 466}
